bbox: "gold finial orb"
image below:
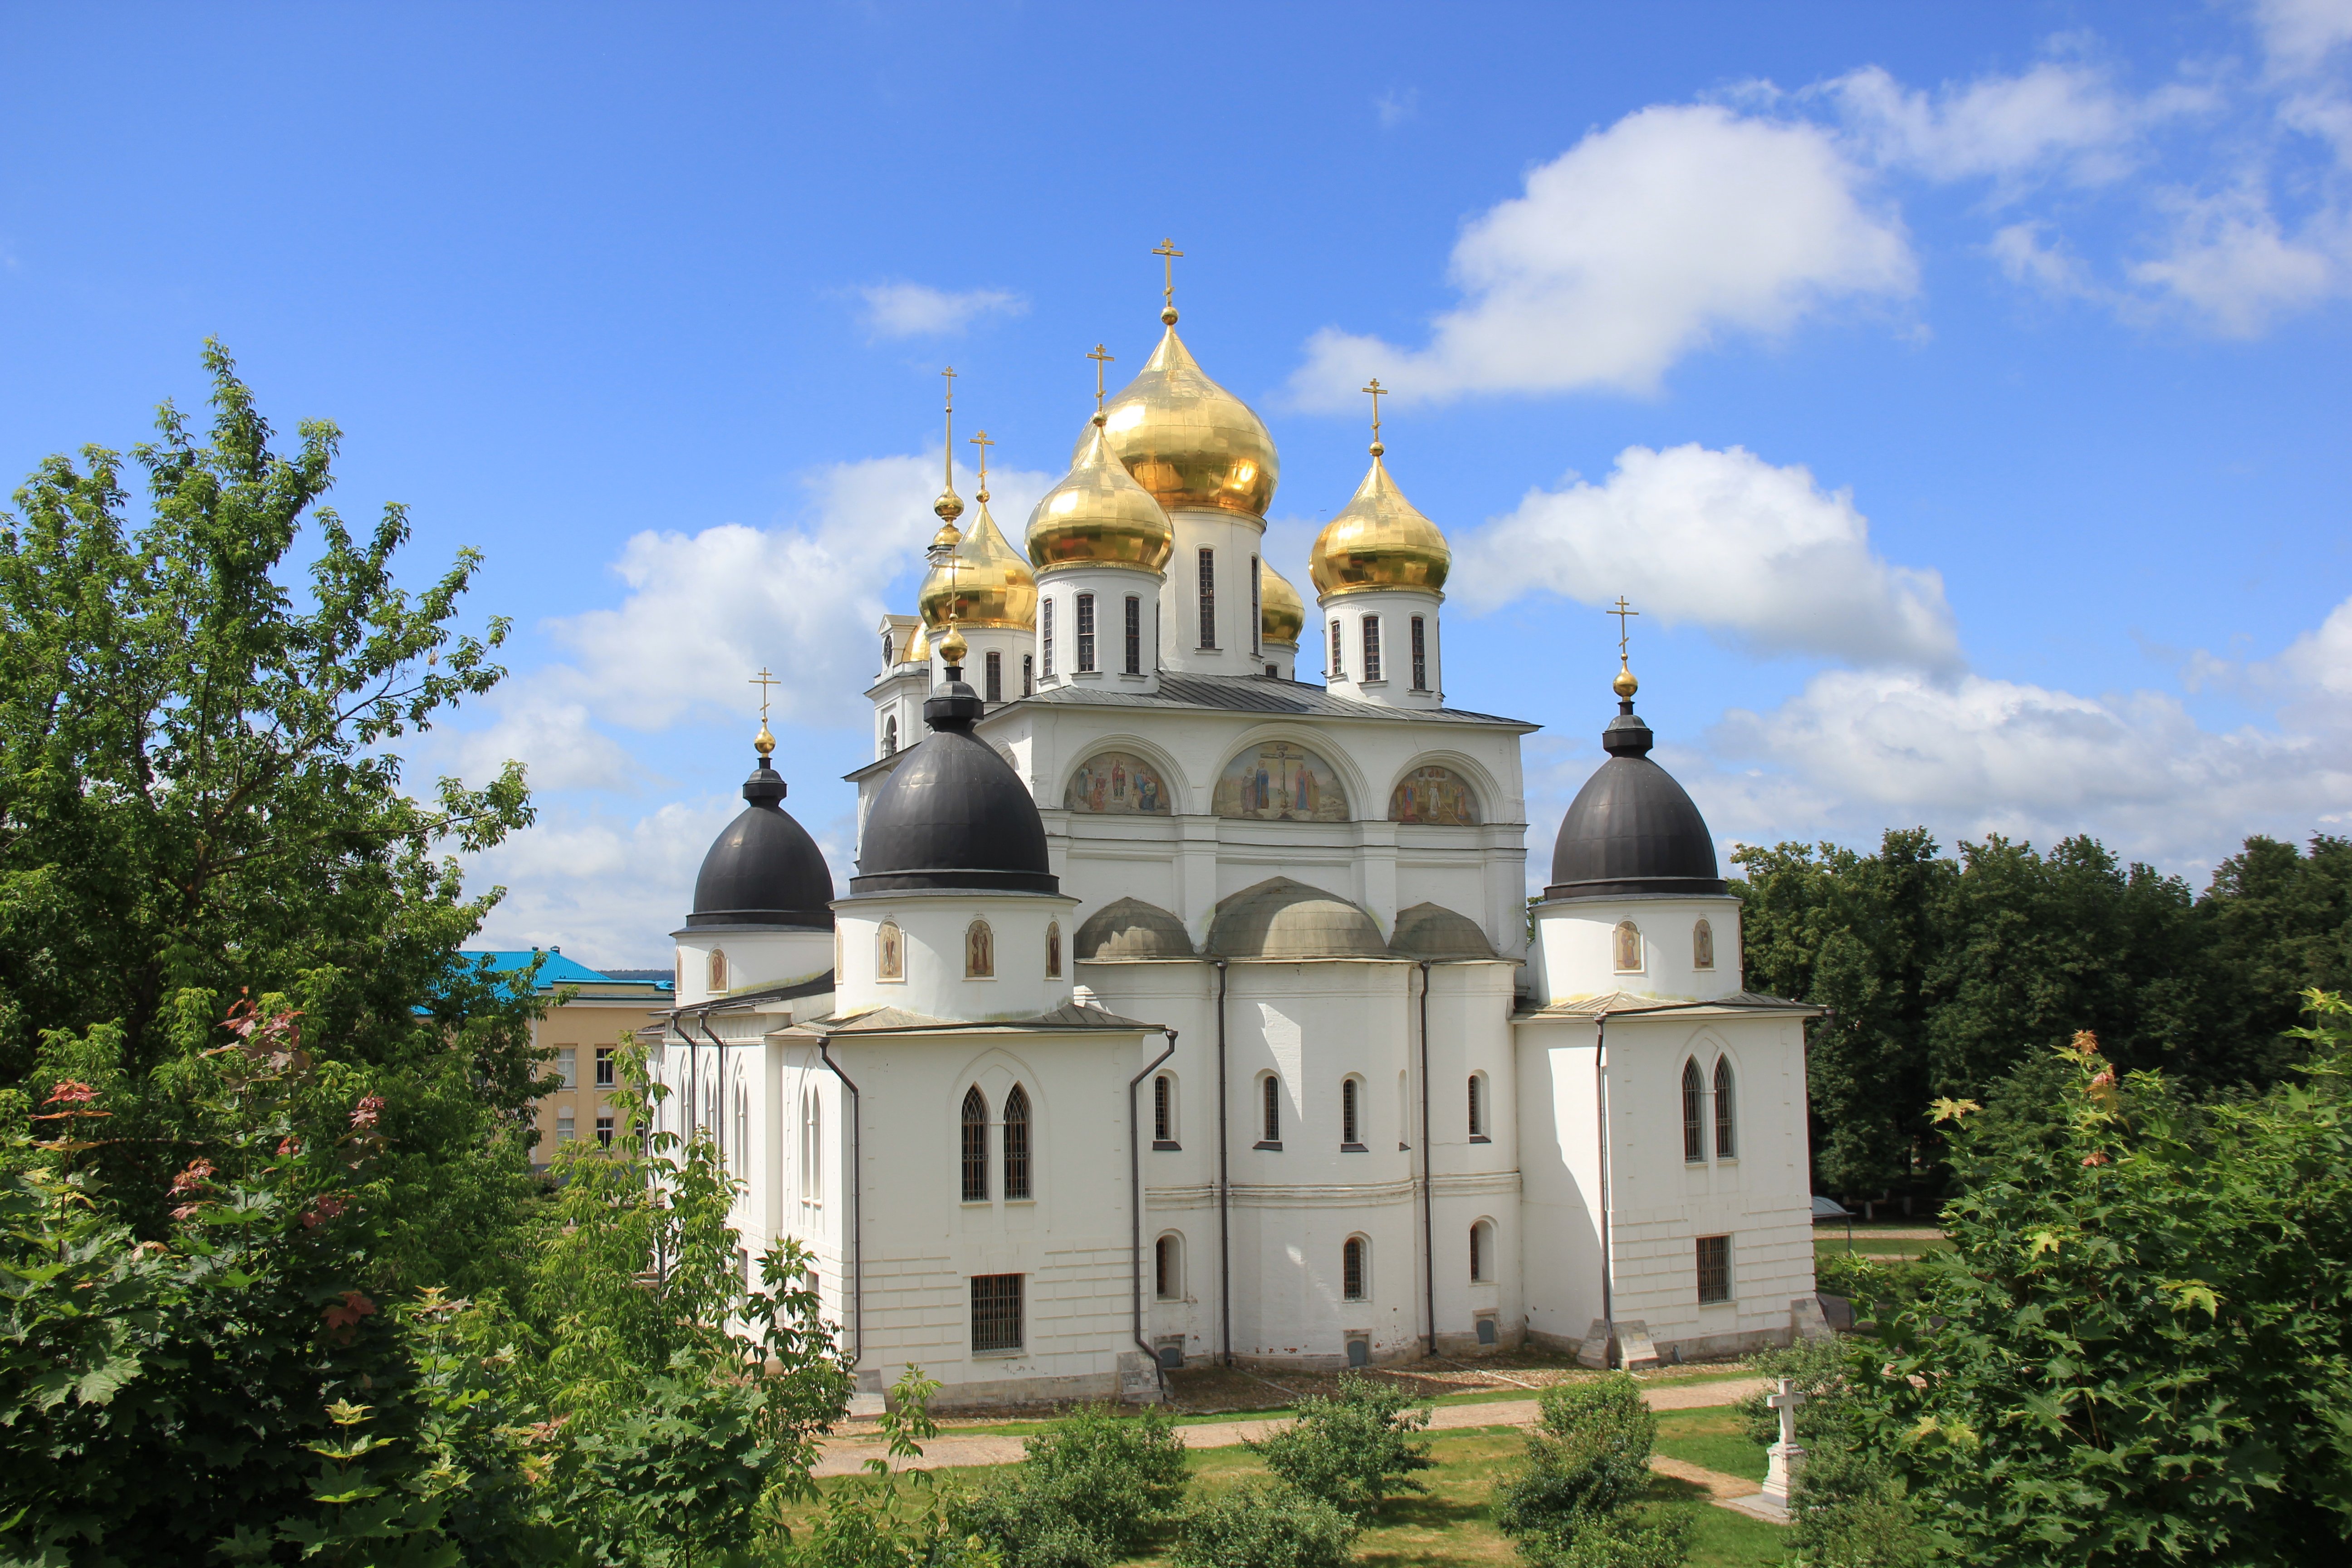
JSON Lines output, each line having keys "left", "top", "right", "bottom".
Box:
{"left": 931, "top": 519, "right": 962, "bottom": 553}
{"left": 755, "top": 717, "right": 777, "bottom": 756}
{"left": 1613, "top": 663, "right": 1639, "bottom": 700}
{"left": 1369, "top": 440, "right": 1384, "bottom": 457}
{"left": 1161, "top": 304, "right": 1178, "bottom": 325}
{"left": 939, "top": 627, "right": 969, "bottom": 666}
{"left": 934, "top": 490, "right": 965, "bottom": 524}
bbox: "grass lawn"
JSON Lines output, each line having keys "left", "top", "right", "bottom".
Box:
{"left": 1653, "top": 1406, "right": 1769, "bottom": 1485}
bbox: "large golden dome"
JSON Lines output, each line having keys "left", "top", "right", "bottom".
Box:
{"left": 1085, "top": 325, "right": 1279, "bottom": 519}
{"left": 1309, "top": 452, "right": 1450, "bottom": 598}
{"left": 919, "top": 501, "right": 1036, "bottom": 631}
{"left": 1028, "top": 419, "right": 1176, "bottom": 574}
{"left": 1260, "top": 559, "right": 1305, "bottom": 648}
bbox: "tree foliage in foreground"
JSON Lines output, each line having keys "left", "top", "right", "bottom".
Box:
{"left": 1803, "top": 994, "right": 2352, "bottom": 1565}
{"left": 1493, "top": 1373, "right": 1687, "bottom": 1568}
{"left": 1735, "top": 828, "right": 2352, "bottom": 1196}
{"left": 1245, "top": 1369, "right": 1433, "bottom": 1521}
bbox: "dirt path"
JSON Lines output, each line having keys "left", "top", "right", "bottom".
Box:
{"left": 812, "top": 1377, "right": 1767, "bottom": 1478}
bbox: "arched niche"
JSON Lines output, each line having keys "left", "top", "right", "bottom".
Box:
{"left": 1388, "top": 763, "right": 1480, "bottom": 825}
{"left": 1212, "top": 739, "right": 1349, "bottom": 822}
{"left": 1063, "top": 750, "right": 1173, "bottom": 815}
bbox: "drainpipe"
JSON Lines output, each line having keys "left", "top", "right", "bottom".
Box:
{"left": 1128, "top": 1028, "right": 1180, "bottom": 1390}
{"left": 690, "top": 1012, "right": 729, "bottom": 1171}
{"left": 1418, "top": 960, "right": 1435, "bottom": 1358}
{"left": 1214, "top": 959, "right": 1232, "bottom": 1367}
{"left": 1594, "top": 1010, "right": 1616, "bottom": 1367}
{"left": 815, "top": 1036, "right": 863, "bottom": 1369}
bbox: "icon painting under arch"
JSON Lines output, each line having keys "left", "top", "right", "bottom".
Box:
{"left": 1064, "top": 751, "right": 1171, "bottom": 815}
{"left": 1389, "top": 764, "right": 1480, "bottom": 826}
{"left": 1212, "top": 740, "right": 1348, "bottom": 822}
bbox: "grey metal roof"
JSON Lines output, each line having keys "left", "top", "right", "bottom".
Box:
{"left": 1011, "top": 672, "right": 1538, "bottom": 730}
{"left": 788, "top": 999, "right": 1158, "bottom": 1035}
{"left": 1513, "top": 990, "right": 1820, "bottom": 1022}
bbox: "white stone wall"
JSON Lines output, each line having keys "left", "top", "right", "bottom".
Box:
{"left": 1529, "top": 893, "right": 1744, "bottom": 1006}
{"left": 1155, "top": 507, "right": 1271, "bottom": 677}
{"left": 833, "top": 890, "right": 1078, "bottom": 1020}
{"left": 1034, "top": 564, "right": 1164, "bottom": 694}
{"left": 1319, "top": 587, "right": 1445, "bottom": 710}
{"left": 671, "top": 928, "right": 832, "bottom": 1009}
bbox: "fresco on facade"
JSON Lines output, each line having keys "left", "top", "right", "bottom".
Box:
{"left": 1064, "top": 751, "right": 1172, "bottom": 815}
{"left": 1388, "top": 764, "right": 1480, "bottom": 826}
{"left": 1212, "top": 741, "right": 1349, "bottom": 822}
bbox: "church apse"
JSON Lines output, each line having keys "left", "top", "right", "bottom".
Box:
{"left": 1063, "top": 750, "right": 1172, "bottom": 815}
{"left": 1388, "top": 763, "right": 1480, "bottom": 826}
{"left": 1211, "top": 740, "right": 1349, "bottom": 823}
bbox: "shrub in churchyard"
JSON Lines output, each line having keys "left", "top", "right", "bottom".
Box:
{"left": 945, "top": 1402, "right": 1189, "bottom": 1568}
{"left": 1171, "top": 1485, "right": 1357, "bottom": 1568}
{"left": 1245, "top": 1370, "right": 1434, "bottom": 1520}
{"left": 1493, "top": 1373, "right": 1689, "bottom": 1568}
{"left": 1822, "top": 996, "right": 2352, "bottom": 1565}
{"left": 1733, "top": 1339, "right": 1935, "bottom": 1568}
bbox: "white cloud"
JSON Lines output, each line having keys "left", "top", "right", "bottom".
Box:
{"left": 2128, "top": 181, "right": 2343, "bottom": 334}
{"left": 1453, "top": 443, "right": 1960, "bottom": 670}
{"left": 857, "top": 282, "right": 1026, "bottom": 339}
{"left": 439, "top": 689, "right": 642, "bottom": 796}
{"left": 468, "top": 796, "right": 745, "bottom": 968}
{"left": 1989, "top": 220, "right": 2102, "bottom": 297}
{"left": 1826, "top": 61, "right": 2203, "bottom": 191}
{"left": 1377, "top": 88, "right": 1419, "bottom": 128}
{"left": 1286, "top": 104, "right": 1915, "bottom": 405}
{"left": 2252, "top": 0, "right": 2352, "bottom": 75}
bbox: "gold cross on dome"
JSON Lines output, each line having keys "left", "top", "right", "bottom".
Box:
{"left": 748, "top": 666, "right": 778, "bottom": 726}
{"left": 968, "top": 429, "right": 994, "bottom": 499}
{"left": 1152, "top": 236, "right": 1183, "bottom": 309}
{"left": 1362, "top": 377, "right": 1386, "bottom": 444}
{"left": 1087, "top": 343, "right": 1115, "bottom": 411}
{"left": 1608, "top": 596, "right": 1639, "bottom": 660}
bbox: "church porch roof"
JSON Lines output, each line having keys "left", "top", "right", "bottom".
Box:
{"left": 1512, "top": 990, "right": 1821, "bottom": 1024}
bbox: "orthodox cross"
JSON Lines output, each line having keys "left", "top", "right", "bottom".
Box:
{"left": 940, "top": 366, "right": 957, "bottom": 491}
{"left": 1152, "top": 236, "right": 1183, "bottom": 312}
{"left": 1766, "top": 1378, "right": 1805, "bottom": 1450}
{"left": 747, "top": 667, "right": 778, "bottom": 723}
{"left": 1608, "top": 596, "right": 1639, "bottom": 662}
{"left": 968, "top": 430, "right": 994, "bottom": 501}
{"left": 1361, "top": 377, "right": 1386, "bottom": 448}
{"left": 1088, "top": 343, "right": 1115, "bottom": 413}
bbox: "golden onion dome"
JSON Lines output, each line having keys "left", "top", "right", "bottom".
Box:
{"left": 918, "top": 501, "right": 1037, "bottom": 631}
{"left": 1085, "top": 325, "right": 1279, "bottom": 519}
{"left": 902, "top": 622, "right": 930, "bottom": 666}
{"left": 1260, "top": 559, "right": 1305, "bottom": 648}
{"left": 1027, "top": 418, "right": 1176, "bottom": 574}
{"left": 1308, "top": 452, "right": 1451, "bottom": 598}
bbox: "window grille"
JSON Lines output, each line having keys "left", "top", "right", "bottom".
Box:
{"left": 970, "top": 1273, "right": 1024, "bottom": 1353}
{"left": 1329, "top": 619, "right": 1344, "bottom": 676}
{"left": 1411, "top": 615, "right": 1427, "bottom": 690}
{"left": 1341, "top": 1078, "right": 1360, "bottom": 1145}
{"left": 1250, "top": 554, "right": 1261, "bottom": 654}
{"left": 1041, "top": 599, "right": 1055, "bottom": 677}
{"left": 1076, "top": 592, "right": 1097, "bottom": 672}
{"left": 557, "top": 1047, "right": 577, "bottom": 1088}
{"left": 1342, "top": 1238, "right": 1367, "bottom": 1301}
{"left": 1262, "top": 1075, "right": 1281, "bottom": 1143}
{"left": 1468, "top": 1073, "right": 1484, "bottom": 1138}
{"left": 1153, "top": 1074, "right": 1172, "bottom": 1142}
{"left": 1696, "top": 1235, "right": 1731, "bottom": 1303}
{"left": 1197, "top": 548, "right": 1216, "bottom": 647}
{"left": 961, "top": 1086, "right": 989, "bottom": 1201}
{"left": 596, "top": 1113, "right": 614, "bottom": 1149}
{"left": 1714, "top": 1058, "right": 1737, "bottom": 1158}
{"left": 1681, "top": 1059, "right": 1706, "bottom": 1163}
{"left": 596, "top": 1046, "right": 614, "bottom": 1088}
{"left": 985, "top": 650, "right": 1003, "bottom": 702}
{"left": 1002, "top": 1083, "right": 1032, "bottom": 1200}
{"left": 1124, "top": 594, "right": 1142, "bottom": 674}
{"left": 1362, "top": 616, "right": 1381, "bottom": 682}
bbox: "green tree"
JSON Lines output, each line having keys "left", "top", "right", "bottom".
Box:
{"left": 1245, "top": 1370, "right": 1432, "bottom": 1521}
{"left": 1492, "top": 1374, "right": 1686, "bottom": 1568}
{"left": 2193, "top": 833, "right": 2352, "bottom": 1078}
{"left": 0, "top": 343, "right": 540, "bottom": 1295}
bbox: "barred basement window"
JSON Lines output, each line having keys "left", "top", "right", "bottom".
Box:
{"left": 1410, "top": 615, "right": 1428, "bottom": 690}
{"left": 970, "top": 1273, "right": 1024, "bottom": 1353}
{"left": 985, "top": 650, "right": 1003, "bottom": 702}
{"left": 1329, "top": 618, "right": 1344, "bottom": 677}
{"left": 1197, "top": 548, "right": 1217, "bottom": 648}
{"left": 1342, "top": 1237, "right": 1367, "bottom": 1301}
{"left": 1002, "top": 1083, "right": 1032, "bottom": 1200}
{"left": 1714, "top": 1058, "right": 1737, "bottom": 1159}
{"left": 1124, "top": 594, "right": 1142, "bottom": 674}
{"left": 1362, "top": 616, "right": 1382, "bottom": 682}
{"left": 1076, "top": 592, "right": 1097, "bottom": 672}
{"left": 1682, "top": 1059, "right": 1706, "bottom": 1163}
{"left": 1041, "top": 599, "right": 1055, "bottom": 677}
{"left": 961, "top": 1086, "right": 989, "bottom": 1202}
{"left": 1696, "top": 1235, "right": 1731, "bottom": 1303}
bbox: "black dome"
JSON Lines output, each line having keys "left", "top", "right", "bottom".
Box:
{"left": 850, "top": 678, "right": 1057, "bottom": 895}
{"left": 688, "top": 757, "right": 836, "bottom": 928}
{"left": 1545, "top": 701, "right": 1724, "bottom": 900}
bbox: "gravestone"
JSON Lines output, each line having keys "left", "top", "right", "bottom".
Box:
{"left": 1762, "top": 1377, "right": 1807, "bottom": 1508}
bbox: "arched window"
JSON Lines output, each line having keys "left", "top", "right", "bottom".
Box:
{"left": 1329, "top": 617, "right": 1345, "bottom": 677}
{"left": 1714, "top": 1057, "right": 1737, "bottom": 1159}
{"left": 708, "top": 948, "right": 729, "bottom": 993}
{"left": 1681, "top": 1058, "right": 1705, "bottom": 1163}
{"left": 876, "top": 921, "right": 905, "bottom": 982}
{"left": 800, "top": 1087, "right": 821, "bottom": 1204}
{"left": 1693, "top": 918, "right": 1715, "bottom": 970}
{"left": 965, "top": 920, "right": 994, "bottom": 978}
{"left": 1260, "top": 1074, "right": 1282, "bottom": 1145}
{"left": 882, "top": 631, "right": 894, "bottom": 668}
{"left": 1467, "top": 1072, "right": 1487, "bottom": 1140}
{"left": 1342, "top": 1237, "right": 1367, "bottom": 1301}
{"left": 1153, "top": 1073, "right": 1176, "bottom": 1144}
{"left": 1155, "top": 1234, "right": 1183, "bottom": 1301}
{"left": 1003, "top": 1083, "right": 1032, "bottom": 1200}
{"left": 1341, "top": 1077, "right": 1361, "bottom": 1147}
{"left": 1045, "top": 921, "right": 1063, "bottom": 979}
{"left": 883, "top": 714, "right": 898, "bottom": 756}
{"left": 960, "top": 1086, "right": 989, "bottom": 1201}
{"left": 733, "top": 1078, "right": 748, "bottom": 1176}
{"left": 1470, "top": 1219, "right": 1494, "bottom": 1282}
{"left": 1613, "top": 921, "right": 1643, "bottom": 973}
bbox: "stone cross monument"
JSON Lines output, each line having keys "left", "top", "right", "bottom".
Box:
{"left": 1762, "top": 1377, "right": 1808, "bottom": 1508}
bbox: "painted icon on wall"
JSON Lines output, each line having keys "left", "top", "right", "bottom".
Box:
{"left": 965, "top": 920, "right": 995, "bottom": 978}
{"left": 1388, "top": 764, "right": 1480, "bottom": 826}
{"left": 1212, "top": 741, "right": 1349, "bottom": 822}
{"left": 876, "top": 921, "right": 905, "bottom": 982}
{"left": 1064, "top": 751, "right": 1171, "bottom": 815}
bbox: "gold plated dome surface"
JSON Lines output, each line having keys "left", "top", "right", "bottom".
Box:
{"left": 1027, "top": 421, "right": 1176, "bottom": 574}
{"left": 1084, "top": 325, "right": 1279, "bottom": 519}
{"left": 1308, "top": 454, "right": 1451, "bottom": 598}
{"left": 918, "top": 502, "right": 1037, "bottom": 631}
{"left": 1260, "top": 559, "right": 1305, "bottom": 648}
{"left": 902, "top": 622, "right": 930, "bottom": 665}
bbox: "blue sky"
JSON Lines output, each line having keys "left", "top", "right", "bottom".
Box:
{"left": 5, "top": 1, "right": 2349, "bottom": 965}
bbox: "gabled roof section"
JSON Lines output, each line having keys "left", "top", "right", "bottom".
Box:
{"left": 460, "top": 949, "right": 637, "bottom": 990}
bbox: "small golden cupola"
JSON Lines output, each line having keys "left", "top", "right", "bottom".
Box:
{"left": 1082, "top": 240, "right": 1279, "bottom": 519}
{"left": 1028, "top": 415, "right": 1176, "bottom": 574}
{"left": 1259, "top": 559, "right": 1305, "bottom": 648}
{"left": 919, "top": 498, "right": 1037, "bottom": 632}
{"left": 1308, "top": 380, "right": 1450, "bottom": 598}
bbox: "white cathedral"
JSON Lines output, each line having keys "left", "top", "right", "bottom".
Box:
{"left": 650, "top": 284, "right": 1821, "bottom": 1408}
